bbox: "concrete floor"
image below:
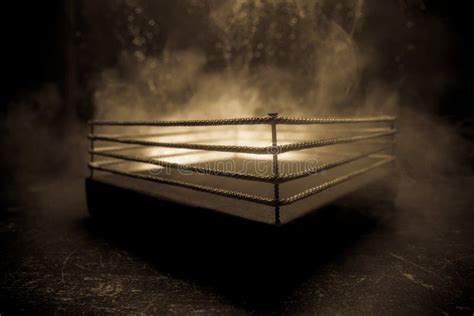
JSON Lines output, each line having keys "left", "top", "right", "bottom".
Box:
{"left": 0, "top": 174, "right": 473, "bottom": 315}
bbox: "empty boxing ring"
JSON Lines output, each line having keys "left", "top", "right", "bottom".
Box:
{"left": 86, "top": 113, "right": 396, "bottom": 225}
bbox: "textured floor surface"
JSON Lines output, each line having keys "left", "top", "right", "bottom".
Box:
{"left": 0, "top": 174, "right": 473, "bottom": 315}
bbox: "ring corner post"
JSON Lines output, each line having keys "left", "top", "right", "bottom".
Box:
{"left": 89, "top": 122, "right": 95, "bottom": 178}
{"left": 268, "top": 113, "right": 281, "bottom": 226}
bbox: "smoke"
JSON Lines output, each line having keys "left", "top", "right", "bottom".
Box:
{"left": 92, "top": 0, "right": 374, "bottom": 118}
{"left": 1, "top": 84, "right": 87, "bottom": 187}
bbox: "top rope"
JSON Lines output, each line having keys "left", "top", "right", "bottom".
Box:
{"left": 275, "top": 115, "right": 396, "bottom": 125}
{"left": 88, "top": 115, "right": 396, "bottom": 127}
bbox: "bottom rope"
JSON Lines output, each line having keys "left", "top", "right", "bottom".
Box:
{"left": 89, "top": 163, "right": 275, "bottom": 206}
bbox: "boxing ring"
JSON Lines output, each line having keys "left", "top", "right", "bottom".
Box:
{"left": 86, "top": 113, "right": 396, "bottom": 225}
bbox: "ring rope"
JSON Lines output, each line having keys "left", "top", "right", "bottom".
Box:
{"left": 89, "top": 134, "right": 269, "bottom": 154}
{"left": 90, "top": 150, "right": 276, "bottom": 183}
{"left": 90, "top": 145, "right": 392, "bottom": 184}
{"left": 88, "top": 163, "right": 275, "bottom": 206}
{"left": 88, "top": 115, "right": 396, "bottom": 127}
{"left": 279, "top": 157, "right": 395, "bottom": 206}
{"left": 278, "top": 145, "right": 393, "bottom": 182}
{"left": 88, "top": 157, "right": 394, "bottom": 207}
{"left": 277, "top": 130, "right": 396, "bottom": 153}
{"left": 89, "top": 130, "right": 396, "bottom": 155}
{"left": 89, "top": 116, "right": 273, "bottom": 127}
{"left": 276, "top": 116, "right": 396, "bottom": 125}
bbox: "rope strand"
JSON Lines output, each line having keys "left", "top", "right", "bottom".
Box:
{"left": 280, "top": 157, "right": 395, "bottom": 206}
{"left": 89, "top": 164, "right": 275, "bottom": 206}
{"left": 89, "top": 130, "right": 396, "bottom": 155}
{"left": 89, "top": 115, "right": 396, "bottom": 127}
